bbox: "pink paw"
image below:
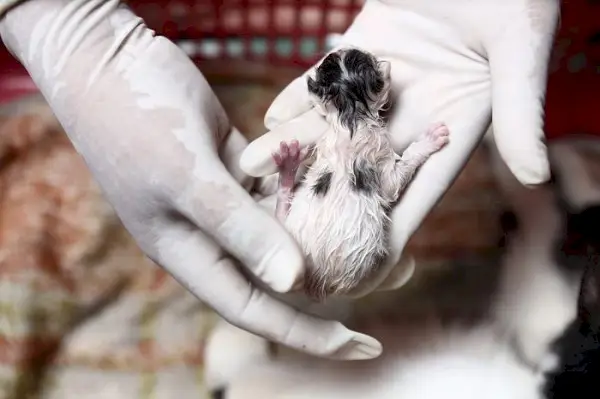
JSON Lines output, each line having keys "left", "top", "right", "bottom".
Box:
{"left": 421, "top": 122, "right": 450, "bottom": 153}
{"left": 272, "top": 140, "right": 308, "bottom": 174}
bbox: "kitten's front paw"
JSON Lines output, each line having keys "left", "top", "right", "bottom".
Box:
{"left": 271, "top": 140, "right": 308, "bottom": 175}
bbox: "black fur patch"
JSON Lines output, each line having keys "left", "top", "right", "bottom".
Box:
{"left": 544, "top": 264, "right": 600, "bottom": 399}
{"left": 498, "top": 210, "right": 519, "bottom": 248}
{"left": 211, "top": 388, "right": 226, "bottom": 399}
{"left": 551, "top": 163, "right": 600, "bottom": 275}
{"left": 351, "top": 159, "right": 380, "bottom": 194}
{"left": 312, "top": 171, "right": 333, "bottom": 196}
{"left": 545, "top": 326, "right": 600, "bottom": 399}
{"left": 500, "top": 211, "right": 518, "bottom": 234}
{"left": 554, "top": 205, "right": 600, "bottom": 274}
{"left": 545, "top": 204, "right": 600, "bottom": 399}
{"left": 307, "top": 49, "right": 385, "bottom": 137}
{"left": 372, "top": 249, "right": 388, "bottom": 269}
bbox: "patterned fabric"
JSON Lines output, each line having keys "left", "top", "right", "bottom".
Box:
{"left": 0, "top": 98, "right": 217, "bottom": 398}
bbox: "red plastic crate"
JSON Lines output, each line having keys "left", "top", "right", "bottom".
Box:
{"left": 0, "top": 46, "right": 39, "bottom": 104}
{"left": 0, "top": 0, "right": 364, "bottom": 104}
{"left": 0, "top": 0, "right": 598, "bottom": 140}
{"left": 123, "top": 0, "right": 599, "bottom": 139}
{"left": 125, "top": 0, "right": 364, "bottom": 67}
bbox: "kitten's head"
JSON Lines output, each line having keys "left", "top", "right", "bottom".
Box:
{"left": 307, "top": 48, "right": 391, "bottom": 136}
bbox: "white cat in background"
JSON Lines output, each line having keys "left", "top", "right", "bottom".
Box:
{"left": 204, "top": 138, "right": 600, "bottom": 399}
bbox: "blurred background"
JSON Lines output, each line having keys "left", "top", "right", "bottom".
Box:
{"left": 0, "top": 1, "right": 597, "bottom": 398}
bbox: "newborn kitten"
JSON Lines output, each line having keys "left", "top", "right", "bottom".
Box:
{"left": 271, "top": 48, "right": 449, "bottom": 300}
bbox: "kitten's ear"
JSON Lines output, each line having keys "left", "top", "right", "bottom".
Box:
{"left": 307, "top": 74, "right": 320, "bottom": 98}
{"left": 378, "top": 60, "right": 391, "bottom": 80}
{"left": 307, "top": 74, "right": 328, "bottom": 116}
{"left": 376, "top": 60, "right": 392, "bottom": 107}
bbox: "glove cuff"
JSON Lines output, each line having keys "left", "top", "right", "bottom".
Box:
{"left": 0, "top": 0, "right": 24, "bottom": 19}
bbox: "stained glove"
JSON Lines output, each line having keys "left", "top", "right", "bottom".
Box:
{"left": 0, "top": 0, "right": 381, "bottom": 360}
{"left": 240, "top": 0, "right": 560, "bottom": 296}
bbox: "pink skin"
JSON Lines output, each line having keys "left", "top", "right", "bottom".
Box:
{"left": 272, "top": 139, "right": 309, "bottom": 222}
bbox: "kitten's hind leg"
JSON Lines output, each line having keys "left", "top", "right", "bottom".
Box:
{"left": 272, "top": 140, "right": 308, "bottom": 222}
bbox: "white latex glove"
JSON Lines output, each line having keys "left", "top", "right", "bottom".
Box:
{"left": 240, "top": 0, "right": 560, "bottom": 296}
{"left": 0, "top": 0, "right": 381, "bottom": 360}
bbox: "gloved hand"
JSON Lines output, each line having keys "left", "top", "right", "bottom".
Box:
{"left": 0, "top": 0, "right": 381, "bottom": 360}
{"left": 240, "top": 0, "right": 560, "bottom": 296}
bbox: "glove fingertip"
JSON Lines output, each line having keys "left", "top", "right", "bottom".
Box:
{"left": 264, "top": 75, "right": 314, "bottom": 130}
{"left": 516, "top": 156, "right": 551, "bottom": 187}
{"left": 344, "top": 333, "right": 383, "bottom": 360}
{"left": 239, "top": 141, "right": 278, "bottom": 177}
{"left": 261, "top": 246, "right": 304, "bottom": 293}
{"left": 240, "top": 110, "right": 329, "bottom": 177}
{"left": 497, "top": 135, "right": 551, "bottom": 187}
{"left": 487, "top": 16, "right": 555, "bottom": 188}
{"left": 375, "top": 255, "right": 416, "bottom": 292}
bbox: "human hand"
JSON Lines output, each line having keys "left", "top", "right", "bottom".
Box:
{"left": 240, "top": 0, "right": 560, "bottom": 296}
{"left": 0, "top": 0, "right": 381, "bottom": 360}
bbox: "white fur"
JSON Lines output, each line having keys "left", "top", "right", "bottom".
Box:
{"left": 284, "top": 125, "right": 399, "bottom": 298}
{"left": 488, "top": 142, "right": 580, "bottom": 370}
{"left": 489, "top": 137, "right": 600, "bottom": 369}
{"left": 202, "top": 293, "right": 356, "bottom": 392}
{"left": 223, "top": 323, "right": 546, "bottom": 399}
{"left": 285, "top": 50, "right": 398, "bottom": 298}
{"left": 203, "top": 319, "right": 271, "bottom": 392}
